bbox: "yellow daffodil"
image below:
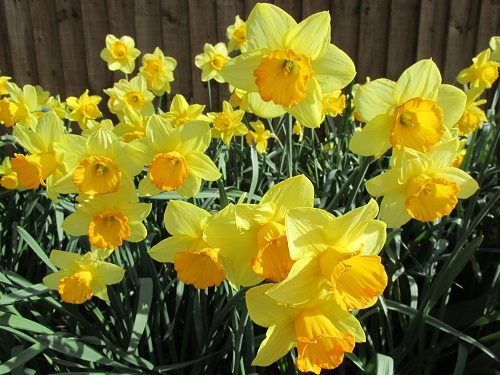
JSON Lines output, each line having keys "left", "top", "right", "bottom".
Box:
{"left": 455, "top": 88, "right": 487, "bottom": 136}
{"left": 195, "top": 42, "right": 231, "bottom": 83}
{"left": 1, "top": 82, "right": 39, "bottom": 128}
{"left": 349, "top": 60, "right": 466, "bottom": 157}
{"left": 490, "top": 36, "right": 500, "bottom": 62}
{"left": 322, "top": 90, "right": 346, "bottom": 120}
{"left": 457, "top": 48, "right": 499, "bottom": 89}
{"left": 43, "top": 95, "right": 68, "bottom": 120}
{"left": 81, "top": 119, "right": 115, "bottom": 137}
{"left": 246, "top": 120, "right": 271, "bottom": 154}
{"left": 53, "top": 128, "right": 145, "bottom": 197}
{"left": 227, "top": 15, "right": 249, "bottom": 53}
{"left": 66, "top": 90, "right": 103, "bottom": 130}
{"left": 0, "top": 76, "right": 11, "bottom": 95}
{"left": 265, "top": 200, "right": 387, "bottom": 310}
{"left": 160, "top": 94, "right": 210, "bottom": 128}
{"left": 104, "top": 75, "right": 155, "bottom": 118}
{"left": 208, "top": 101, "right": 248, "bottom": 145}
{"left": 139, "top": 47, "right": 177, "bottom": 96}
{"left": 221, "top": 3, "right": 356, "bottom": 128}
{"left": 365, "top": 138, "right": 479, "bottom": 228}
{"left": 113, "top": 107, "right": 148, "bottom": 142}
{"left": 43, "top": 250, "right": 125, "bottom": 304}
{"left": 0, "top": 157, "right": 19, "bottom": 190}
{"left": 204, "top": 175, "right": 314, "bottom": 287}
{"left": 62, "top": 187, "right": 151, "bottom": 250}
{"left": 229, "top": 86, "right": 248, "bottom": 109}
{"left": 100, "top": 34, "right": 141, "bottom": 74}
{"left": 11, "top": 112, "right": 68, "bottom": 201}
{"left": 246, "top": 284, "right": 365, "bottom": 374}
{"left": 148, "top": 200, "right": 226, "bottom": 289}
{"left": 138, "top": 115, "right": 221, "bottom": 198}
{"left": 451, "top": 138, "right": 467, "bottom": 168}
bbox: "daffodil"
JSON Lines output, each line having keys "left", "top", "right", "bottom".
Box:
{"left": 138, "top": 115, "right": 221, "bottom": 198}
{"left": 365, "top": 138, "right": 479, "bottom": 228}
{"left": 457, "top": 48, "right": 499, "bottom": 89}
{"left": 43, "top": 250, "right": 125, "bottom": 304}
{"left": 349, "top": 59, "right": 466, "bottom": 157}
{"left": 246, "top": 284, "right": 365, "bottom": 374}
{"left": 81, "top": 119, "right": 115, "bottom": 137}
{"left": 321, "top": 90, "right": 346, "bottom": 120}
{"left": 221, "top": 3, "right": 356, "bottom": 128}
{"left": 265, "top": 199, "right": 387, "bottom": 310}
{"left": 11, "top": 112, "right": 68, "bottom": 201}
{"left": 148, "top": 200, "right": 226, "bottom": 289}
{"left": 451, "top": 138, "right": 467, "bottom": 168}
{"left": 100, "top": 34, "right": 141, "bottom": 74}
{"left": 0, "top": 76, "right": 11, "bottom": 95}
{"left": 227, "top": 15, "right": 249, "bottom": 52}
{"left": 490, "top": 36, "right": 500, "bottom": 62}
{"left": 113, "top": 107, "right": 148, "bottom": 142}
{"left": 1, "top": 82, "right": 39, "bottom": 128}
{"left": 139, "top": 47, "right": 177, "bottom": 96}
{"left": 246, "top": 120, "right": 271, "bottom": 154}
{"left": 52, "top": 128, "right": 145, "bottom": 197}
{"left": 455, "top": 88, "right": 487, "bottom": 136}
{"left": 208, "top": 101, "right": 248, "bottom": 145}
{"left": 66, "top": 90, "right": 103, "bottom": 129}
{"left": 104, "top": 75, "right": 155, "bottom": 118}
{"left": 204, "top": 175, "right": 314, "bottom": 287}
{"left": 160, "top": 94, "right": 209, "bottom": 128}
{"left": 0, "top": 157, "right": 19, "bottom": 190}
{"left": 62, "top": 187, "right": 151, "bottom": 250}
{"left": 195, "top": 42, "right": 231, "bottom": 83}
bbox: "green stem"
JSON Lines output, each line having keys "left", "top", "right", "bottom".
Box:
{"left": 286, "top": 114, "right": 293, "bottom": 178}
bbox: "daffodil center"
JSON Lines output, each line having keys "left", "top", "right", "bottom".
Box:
{"left": 234, "top": 27, "right": 246, "bottom": 43}
{"left": 124, "top": 90, "right": 145, "bottom": 109}
{"left": 88, "top": 211, "right": 130, "bottom": 250}
{"left": 391, "top": 97, "right": 445, "bottom": 152}
{"left": 213, "top": 113, "right": 233, "bottom": 131}
{"left": 110, "top": 41, "right": 128, "bottom": 59}
{"left": 174, "top": 248, "right": 226, "bottom": 289}
{"left": 254, "top": 48, "right": 313, "bottom": 108}
{"left": 148, "top": 151, "right": 188, "bottom": 191}
{"left": 80, "top": 103, "right": 101, "bottom": 119}
{"left": 476, "top": 63, "right": 499, "bottom": 85}
{"left": 58, "top": 271, "right": 93, "bottom": 304}
{"left": 144, "top": 58, "right": 162, "bottom": 76}
{"left": 210, "top": 54, "right": 228, "bottom": 70}
{"left": 405, "top": 175, "right": 460, "bottom": 222}
{"left": 73, "top": 155, "right": 121, "bottom": 196}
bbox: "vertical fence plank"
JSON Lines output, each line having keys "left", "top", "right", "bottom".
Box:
{"left": 3, "top": 0, "right": 39, "bottom": 86}
{"left": 0, "top": 4, "right": 13, "bottom": 77}
{"left": 302, "top": 0, "right": 330, "bottom": 18}
{"left": 188, "top": 0, "right": 219, "bottom": 108}
{"left": 443, "top": 0, "right": 481, "bottom": 83}
{"left": 273, "top": 0, "right": 302, "bottom": 21}
{"left": 416, "top": 0, "right": 450, "bottom": 72}
{"left": 30, "top": 0, "right": 65, "bottom": 97}
{"left": 244, "top": 0, "right": 263, "bottom": 18}
{"left": 475, "top": 0, "right": 500, "bottom": 51}
{"left": 386, "top": 0, "right": 420, "bottom": 80}
{"left": 357, "top": 0, "right": 391, "bottom": 81}
{"left": 331, "top": 0, "right": 361, "bottom": 79}
{"left": 80, "top": 1, "right": 113, "bottom": 100}
{"left": 135, "top": 0, "right": 163, "bottom": 55}
{"left": 55, "top": 0, "right": 89, "bottom": 98}
{"left": 161, "top": 0, "right": 192, "bottom": 98}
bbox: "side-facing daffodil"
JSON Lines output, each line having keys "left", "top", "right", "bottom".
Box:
{"left": 455, "top": 87, "right": 487, "bottom": 136}
{"left": 148, "top": 200, "right": 226, "bottom": 289}
{"left": 43, "top": 250, "right": 125, "bottom": 304}
{"left": 62, "top": 186, "right": 151, "bottom": 251}
{"left": 208, "top": 101, "right": 248, "bottom": 145}
{"left": 221, "top": 3, "right": 355, "bottom": 128}
{"left": 246, "top": 284, "right": 365, "bottom": 374}
{"left": 161, "top": 94, "right": 210, "bottom": 128}
{"left": 266, "top": 199, "right": 387, "bottom": 311}
{"left": 204, "top": 175, "right": 314, "bottom": 287}
{"left": 0, "top": 157, "right": 19, "bottom": 190}
{"left": 246, "top": 119, "right": 271, "bottom": 154}
{"left": 365, "top": 138, "right": 479, "bottom": 228}
{"left": 349, "top": 59, "right": 466, "bottom": 157}
{"left": 138, "top": 115, "right": 221, "bottom": 198}
{"left": 1, "top": 82, "right": 39, "bottom": 128}
{"left": 457, "top": 48, "right": 499, "bottom": 90}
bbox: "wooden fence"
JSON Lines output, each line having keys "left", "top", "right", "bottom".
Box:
{"left": 0, "top": 0, "right": 499, "bottom": 108}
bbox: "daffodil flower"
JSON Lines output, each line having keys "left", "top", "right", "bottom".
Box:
{"left": 66, "top": 89, "right": 103, "bottom": 130}
{"left": 104, "top": 75, "right": 155, "bottom": 118}
{"left": 195, "top": 42, "right": 231, "bottom": 83}
{"left": 100, "top": 34, "right": 141, "bottom": 74}
{"left": 349, "top": 59, "right": 466, "bottom": 157}
{"left": 139, "top": 47, "right": 177, "bottom": 96}
{"left": 490, "top": 36, "right": 500, "bottom": 62}
{"left": 1, "top": 82, "right": 39, "bottom": 128}
{"left": 62, "top": 186, "right": 152, "bottom": 250}
{"left": 113, "top": 107, "right": 148, "bottom": 142}
{"left": 246, "top": 120, "right": 271, "bottom": 154}
{"left": 457, "top": 48, "right": 500, "bottom": 89}
{"left": 43, "top": 250, "right": 125, "bottom": 304}
{"left": 221, "top": 3, "right": 355, "bottom": 128}
{"left": 455, "top": 87, "right": 487, "bottom": 136}
{"left": 226, "top": 15, "right": 249, "bottom": 53}
{"left": 161, "top": 94, "right": 210, "bottom": 128}
{"left": 0, "top": 157, "right": 19, "bottom": 190}
{"left": 148, "top": 200, "right": 226, "bottom": 289}
{"left": 138, "top": 115, "right": 221, "bottom": 198}
{"left": 246, "top": 284, "right": 365, "bottom": 374}
{"left": 208, "top": 101, "right": 248, "bottom": 145}
{"left": 365, "top": 138, "right": 479, "bottom": 228}
{"left": 265, "top": 199, "right": 388, "bottom": 311}
{"left": 204, "top": 175, "right": 314, "bottom": 287}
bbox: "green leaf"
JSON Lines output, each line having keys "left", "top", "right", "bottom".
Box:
{"left": 0, "top": 312, "right": 53, "bottom": 334}
{"left": 16, "top": 226, "right": 57, "bottom": 272}
{"left": 376, "top": 353, "right": 394, "bottom": 375}
{"left": 127, "top": 278, "right": 153, "bottom": 354}
{"left": 0, "top": 283, "right": 49, "bottom": 306}
{"left": 0, "top": 343, "right": 47, "bottom": 375}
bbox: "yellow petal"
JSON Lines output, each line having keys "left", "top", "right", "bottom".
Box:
{"left": 349, "top": 114, "right": 393, "bottom": 157}
{"left": 246, "top": 283, "right": 298, "bottom": 327}
{"left": 252, "top": 321, "right": 296, "bottom": 366}
{"left": 436, "top": 167, "right": 478, "bottom": 199}
{"left": 221, "top": 49, "right": 264, "bottom": 92}
{"left": 148, "top": 235, "right": 193, "bottom": 263}
{"left": 312, "top": 44, "right": 356, "bottom": 93}
{"left": 246, "top": 92, "right": 286, "bottom": 118}
{"left": 353, "top": 78, "right": 396, "bottom": 122}
{"left": 393, "top": 59, "right": 441, "bottom": 104}
{"left": 435, "top": 84, "right": 467, "bottom": 128}
{"left": 286, "top": 77, "right": 322, "bottom": 128}
{"left": 164, "top": 200, "right": 210, "bottom": 237}
{"left": 380, "top": 191, "right": 411, "bottom": 228}
{"left": 283, "top": 11, "right": 330, "bottom": 60}
{"left": 184, "top": 151, "right": 221, "bottom": 181}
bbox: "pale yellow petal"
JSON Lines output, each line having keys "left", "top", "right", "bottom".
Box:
{"left": 61, "top": 212, "right": 91, "bottom": 237}
{"left": 49, "top": 250, "right": 81, "bottom": 270}
{"left": 349, "top": 114, "right": 393, "bottom": 157}
{"left": 365, "top": 168, "right": 403, "bottom": 197}
{"left": 246, "top": 92, "right": 286, "bottom": 118}
{"left": 284, "top": 12, "right": 330, "bottom": 60}
{"left": 93, "top": 261, "right": 125, "bottom": 285}
{"left": 287, "top": 78, "right": 322, "bottom": 128}
{"left": 164, "top": 200, "right": 210, "bottom": 237}
{"left": 436, "top": 167, "right": 479, "bottom": 199}
{"left": 246, "top": 283, "right": 298, "bottom": 327}
{"left": 148, "top": 235, "right": 193, "bottom": 263}
{"left": 435, "top": 84, "right": 467, "bottom": 128}
{"left": 393, "top": 59, "right": 441, "bottom": 104}
{"left": 185, "top": 151, "right": 222, "bottom": 181}
{"left": 221, "top": 49, "right": 264, "bottom": 92}
{"left": 380, "top": 191, "right": 411, "bottom": 228}
{"left": 353, "top": 79, "right": 396, "bottom": 122}
{"left": 312, "top": 44, "right": 356, "bottom": 93}
{"left": 252, "top": 321, "right": 296, "bottom": 366}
